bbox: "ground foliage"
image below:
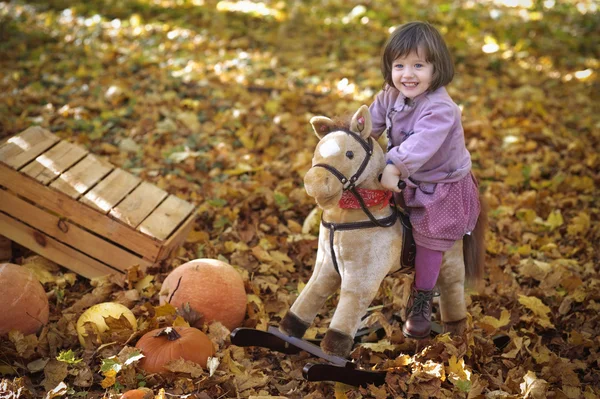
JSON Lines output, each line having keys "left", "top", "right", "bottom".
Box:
{"left": 0, "top": 0, "right": 599, "bottom": 398}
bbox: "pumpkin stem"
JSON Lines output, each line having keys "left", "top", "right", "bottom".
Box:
{"left": 154, "top": 327, "right": 182, "bottom": 341}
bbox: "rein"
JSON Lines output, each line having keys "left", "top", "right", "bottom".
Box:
{"left": 311, "top": 129, "right": 398, "bottom": 275}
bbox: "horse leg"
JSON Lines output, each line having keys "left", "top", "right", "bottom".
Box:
{"left": 280, "top": 247, "right": 340, "bottom": 338}
{"left": 321, "top": 273, "right": 384, "bottom": 357}
{"left": 437, "top": 240, "right": 468, "bottom": 335}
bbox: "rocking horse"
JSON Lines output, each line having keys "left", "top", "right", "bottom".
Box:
{"left": 231, "top": 105, "right": 491, "bottom": 386}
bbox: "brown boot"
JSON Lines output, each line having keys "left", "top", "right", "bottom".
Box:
{"left": 402, "top": 287, "right": 435, "bottom": 339}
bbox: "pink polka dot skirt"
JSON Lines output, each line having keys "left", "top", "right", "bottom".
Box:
{"left": 401, "top": 173, "right": 480, "bottom": 252}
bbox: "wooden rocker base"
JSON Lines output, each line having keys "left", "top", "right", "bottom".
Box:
{"left": 231, "top": 326, "right": 385, "bottom": 386}
{"left": 231, "top": 322, "right": 510, "bottom": 387}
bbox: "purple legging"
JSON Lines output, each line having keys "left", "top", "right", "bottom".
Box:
{"left": 414, "top": 244, "right": 443, "bottom": 290}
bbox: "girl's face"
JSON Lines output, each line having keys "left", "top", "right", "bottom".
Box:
{"left": 391, "top": 50, "right": 434, "bottom": 99}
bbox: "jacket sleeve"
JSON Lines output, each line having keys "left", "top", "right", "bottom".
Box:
{"left": 386, "top": 102, "right": 456, "bottom": 179}
{"left": 369, "top": 90, "right": 388, "bottom": 139}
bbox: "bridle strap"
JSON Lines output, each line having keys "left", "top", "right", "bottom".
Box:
{"left": 322, "top": 208, "right": 398, "bottom": 275}
{"left": 313, "top": 131, "right": 373, "bottom": 191}
{"left": 310, "top": 130, "right": 400, "bottom": 275}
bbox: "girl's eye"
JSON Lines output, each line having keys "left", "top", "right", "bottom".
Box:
{"left": 415, "top": 64, "right": 423, "bottom": 68}
{"left": 394, "top": 64, "right": 403, "bottom": 69}
{"left": 346, "top": 151, "right": 354, "bottom": 159}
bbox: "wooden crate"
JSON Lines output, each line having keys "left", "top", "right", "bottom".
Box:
{"left": 0, "top": 126, "right": 197, "bottom": 278}
{"left": 0, "top": 235, "right": 10, "bottom": 262}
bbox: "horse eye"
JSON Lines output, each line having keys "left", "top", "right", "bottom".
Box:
{"left": 346, "top": 151, "right": 354, "bottom": 159}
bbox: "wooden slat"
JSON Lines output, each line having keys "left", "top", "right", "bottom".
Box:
{"left": 137, "top": 195, "right": 196, "bottom": 240}
{"left": 156, "top": 210, "right": 197, "bottom": 260}
{"left": 80, "top": 168, "right": 141, "bottom": 213}
{"left": 50, "top": 154, "right": 114, "bottom": 199}
{"left": 0, "top": 212, "right": 119, "bottom": 279}
{"left": 0, "top": 189, "right": 152, "bottom": 272}
{"left": 0, "top": 127, "right": 60, "bottom": 169}
{"left": 21, "top": 141, "right": 88, "bottom": 185}
{"left": 110, "top": 182, "right": 168, "bottom": 228}
{"left": 0, "top": 163, "right": 162, "bottom": 260}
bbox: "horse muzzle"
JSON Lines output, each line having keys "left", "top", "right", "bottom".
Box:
{"left": 304, "top": 167, "right": 343, "bottom": 209}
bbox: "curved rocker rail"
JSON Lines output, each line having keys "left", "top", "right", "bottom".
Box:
{"left": 231, "top": 326, "right": 387, "bottom": 386}
{"left": 230, "top": 324, "right": 509, "bottom": 387}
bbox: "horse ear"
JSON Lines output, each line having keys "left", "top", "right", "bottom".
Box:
{"left": 350, "top": 105, "right": 372, "bottom": 138}
{"left": 310, "top": 116, "right": 335, "bottom": 139}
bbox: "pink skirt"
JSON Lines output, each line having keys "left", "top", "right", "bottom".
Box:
{"left": 399, "top": 173, "right": 480, "bottom": 252}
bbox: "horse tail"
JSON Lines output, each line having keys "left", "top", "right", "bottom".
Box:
{"left": 463, "top": 194, "right": 488, "bottom": 290}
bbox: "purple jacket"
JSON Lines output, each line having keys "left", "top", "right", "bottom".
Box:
{"left": 369, "top": 86, "right": 472, "bottom": 184}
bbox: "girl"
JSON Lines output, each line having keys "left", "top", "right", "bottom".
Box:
{"left": 369, "top": 21, "right": 480, "bottom": 339}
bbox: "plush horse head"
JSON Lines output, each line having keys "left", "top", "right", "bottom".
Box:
{"left": 279, "top": 105, "right": 484, "bottom": 358}
{"left": 304, "top": 105, "right": 386, "bottom": 210}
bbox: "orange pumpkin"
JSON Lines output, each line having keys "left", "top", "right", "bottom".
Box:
{"left": 158, "top": 259, "right": 247, "bottom": 331}
{"left": 135, "top": 326, "right": 214, "bottom": 373}
{"left": 0, "top": 263, "right": 49, "bottom": 336}
{"left": 120, "top": 388, "right": 153, "bottom": 399}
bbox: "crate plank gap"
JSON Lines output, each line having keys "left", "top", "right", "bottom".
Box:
{"left": 0, "top": 127, "right": 197, "bottom": 278}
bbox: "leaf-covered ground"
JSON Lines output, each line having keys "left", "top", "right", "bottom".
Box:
{"left": 1, "top": 0, "right": 599, "bottom": 398}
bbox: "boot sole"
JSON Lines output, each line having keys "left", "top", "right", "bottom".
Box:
{"left": 402, "top": 325, "right": 430, "bottom": 340}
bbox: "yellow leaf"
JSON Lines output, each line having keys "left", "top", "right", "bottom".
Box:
{"left": 269, "top": 250, "right": 293, "bottom": 264}
{"left": 562, "top": 385, "right": 581, "bottom": 399}
{"left": 222, "top": 350, "right": 244, "bottom": 375}
{"left": 0, "top": 365, "right": 17, "bottom": 375}
{"left": 392, "top": 354, "right": 413, "bottom": 368}
{"left": 134, "top": 275, "right": 155, "bottom": 297}
{"left": 421, "top": 360, "right": 445, "bottom": 381}
{"left": 101, "top": 369, "right": 116, "bottom": 389}
{"left": 176, "top": 111, "right": 201, "bottom": 132}
{"left": 186, "top": 229, "right": 209, "bottom": 243}
{"left": 264, "top": 99, "right": 280, "bottom": 116}
{"left": 518, "top": 295, "right": 555, "bottom": 329}
{"left": 567, "top": 212, "right": 590, "bottom": 236}
{"left": 518, "top": 295, "right": 550, "bottom": 317}
{"left": 235, "top": 127, "right": 255, "bottom": 150}
{"left": 478, "top": 309, "right": 510, "bottom": 330}
{"left": 358, "top": 340, "right": 398, "bottom": 353}
{"left": 520, "top": 370, "right": 548, "bottom": 398}
{"left": 446, "top": 356, "right": 469, "bottom": 381}
{"left": 545, "top": 210, "right": 564, "bottom": 231}
{"left": 251, "top": 246, "right": 273, "bottom": 262}
{"left": 531, "top": 343, "right": 553, "bottom": 364}
{"left": 334, "top": 382, "right": 352, "bottom": 399}
{"left": 172, "top": 316, "right": 190, "bottom": 327}
{"left": 516, "top": 208, "right": 537, "bottom": 224}
{"left": 154, "top": 303, "right": 178, "bottom": 317}
{"left": 164, "top": 358, "right": 204, "bottom": 378}
{"left": 368, "top": 384, "right": 389, "bottom": 399}
{"left": 224, "top": 241, "right": 250, "bottom": 253}
{"left": 502, "top": 336, "right": 527, "bottom": 359}
{"left": 572, "top": 288, "right": 587, "bottom": 302}
{"left": 223, "top": 163, "right": 263, "bottom": 175}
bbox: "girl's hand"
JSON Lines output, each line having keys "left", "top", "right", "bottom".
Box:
{"left": 381, "top": 164, "right": 403, "bottom": 192}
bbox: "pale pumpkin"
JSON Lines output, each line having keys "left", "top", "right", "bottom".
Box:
{"left": 76, "top": 302, "right": 137, "bottom": 346}
{"left": 0, "top": 263, "right": 49, "bottom": 336}
{"left": 158, "top": 259, "right": 247, "bottom": 331}
{"left": 135, "top": 326, "right": 214, "bottom": 373}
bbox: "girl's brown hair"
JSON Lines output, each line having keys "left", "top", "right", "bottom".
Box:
{"left": 381, "top": 21, "right": 454, "bottom": 92}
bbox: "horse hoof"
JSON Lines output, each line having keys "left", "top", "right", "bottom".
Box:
{"left": 321, "top": 328, "right": 353, "bottom": 358}
{"left": 443, "top": 318, "right": 467, "bottom": 336}
{"left": 279, "top": 311, "right": 310, "bottom": 338}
